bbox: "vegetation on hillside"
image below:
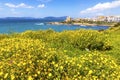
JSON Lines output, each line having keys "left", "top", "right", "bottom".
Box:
{"left": 0, "top": 25, "right": 120, "bottom": 79}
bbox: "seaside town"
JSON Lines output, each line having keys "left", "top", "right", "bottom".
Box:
{"left": 72, "top": 16, "right": 120, "bottom": 22}
{"left": 49, "top": 15, "right": 120, "bottom": 26}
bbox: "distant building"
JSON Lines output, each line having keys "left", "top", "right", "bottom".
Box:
{"left": 93, "top": 16, "right": 120, "bottom": 22}
{"left": 74, "top": 18, "right": 81, "bottom": 21}
{"left": 96, "top": 16, "right": 106, "bottom": 21}
{"left": 116, "top": 16, "right": 120, "bottom": 22}
{"left": 67, "top": 15, "right": 120, "bottom": 23}
{"left": 65, "top": 16, "right": 72, "bottom": 22}
{"left": 107, "top": 16, "right": 114, "bottom": 22}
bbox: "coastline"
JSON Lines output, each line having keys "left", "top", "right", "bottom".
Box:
{"left": 48, "top": 22, "right": 114, "bottom": 27}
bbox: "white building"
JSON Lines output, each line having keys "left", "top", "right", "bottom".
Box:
{"left": 107, "top": 16, "right": 120, "bottom": 22}
{"left": 95, "top": 16, "right": 120, "bottom": 22}
{"left": 115, "top": 16, "right": 120, "bottom": 22}
{"left": 65, "top": 16, "right": 72, "bottom": 22}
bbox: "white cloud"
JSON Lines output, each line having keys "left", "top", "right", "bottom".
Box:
{"left": 80, "top": 0, "right": 120, "bottom": 14}
{"left": 17, "top": 3, "right": 34, "bottom": 8}
{"left": 5, "top": 3, "right": 34, "bottom": 8}
{"left": 5, "top": 3, "right": 16, "bottom": 8}
{"left": 38, "top": 4, "right": 45, "bottom": 8}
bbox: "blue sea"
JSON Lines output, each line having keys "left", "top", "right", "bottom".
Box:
{"left": 0, "top": 19, "right": 109, "bottom": 34}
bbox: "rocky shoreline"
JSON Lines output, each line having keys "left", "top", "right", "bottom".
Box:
{"left": 48, "top": 22, "right": 114, "bottom": 27}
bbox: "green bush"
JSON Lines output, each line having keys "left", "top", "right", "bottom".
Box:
{"left": 70, "top": 30, "right": 111, "bottom": 50}
{"left": 113, "top": 22, "right": 120, "bottom": 27}
{"left": 49, "top": 30, "right": 112, "bottom": 51}
{"left": 0, "top": 34, "right": 9, "bottom": 40}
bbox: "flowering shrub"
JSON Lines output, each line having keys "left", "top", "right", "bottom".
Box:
{"left": 0, "top": 34, "right": 9, "bottom": 40}
{"left": 0, "top": 28, "right": 119, "bottom": 79}
{"left": 20, "top": 29, "right": 112, "bottom": 51}
{"left": 0, "top": 38, "right": 119, "bottom": 79}
{"left": 59, "top": 30, "right": 111, "bottom": 50}
{"left": 0, "top": 38, "right": 47, "bottom": 79}
{"left": 76, "top": 52, "right": 120, "bottom": 79}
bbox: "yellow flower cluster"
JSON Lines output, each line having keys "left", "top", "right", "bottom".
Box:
{"left": 0, "top": 28, "right": 119, "bottom": 79}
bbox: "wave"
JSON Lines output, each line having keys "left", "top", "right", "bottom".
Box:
{"left": 35, "top": 23, "right": 44, "bottom": 25}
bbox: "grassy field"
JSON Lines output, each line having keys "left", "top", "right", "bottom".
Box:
{"left": 0, "top": 25, "right": 120, "bottom": 79}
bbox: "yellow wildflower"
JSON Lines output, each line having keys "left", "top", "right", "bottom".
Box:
{"left": 4, "top": 73, "right": 8, "bottom": 79}
{"left": 28, "top": 76, "right": 33, "bottom": 80}
{"left": 11, "top": 74, "right": 15, "bottom": 80}
{"left": 48, "top": 73, "right": 52, "bottom": 77}
{"left": 0, "top": 72, "right": 3, "bottom": 76}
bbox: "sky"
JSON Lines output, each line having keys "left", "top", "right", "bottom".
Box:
{"left": 0, "top": 0, "right": 120, "bottom": 18}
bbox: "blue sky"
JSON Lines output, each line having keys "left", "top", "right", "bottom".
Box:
{"left": 0, "top": 0, "right": 120, "bottom": 18}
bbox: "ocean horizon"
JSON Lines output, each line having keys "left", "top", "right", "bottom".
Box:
{"left": 0, "top": 19, "right": 109, "bottom": 34}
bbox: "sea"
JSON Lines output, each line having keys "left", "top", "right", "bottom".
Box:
{"left": 0, "top": 19, "right": 109, "bottom": 34}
